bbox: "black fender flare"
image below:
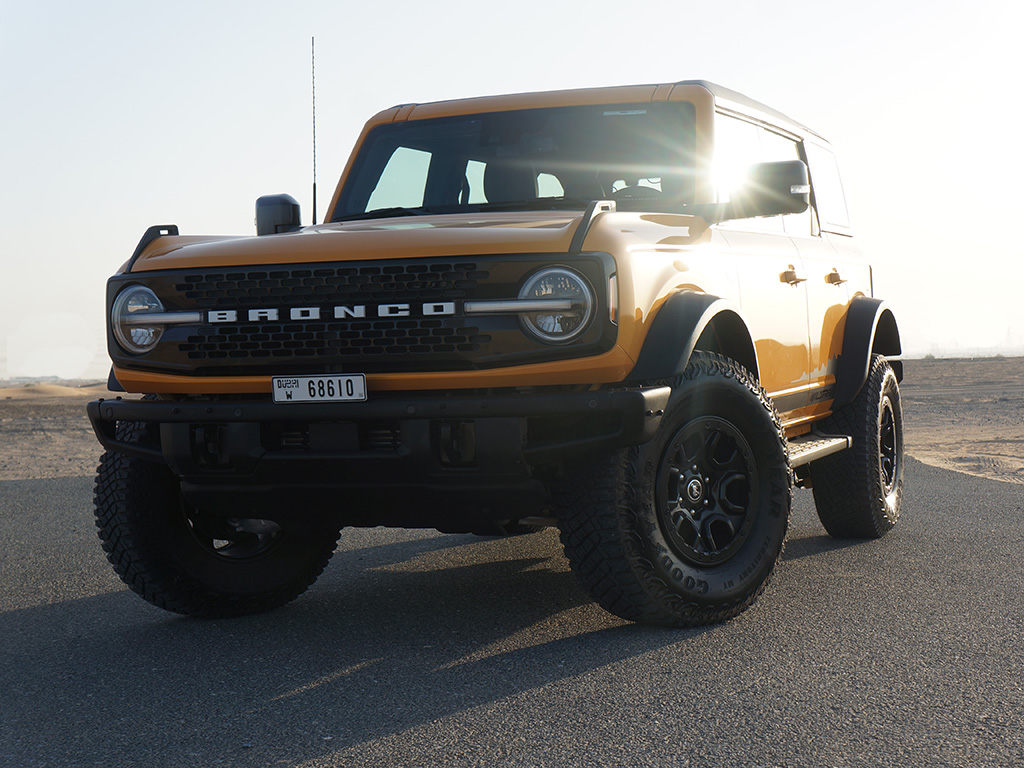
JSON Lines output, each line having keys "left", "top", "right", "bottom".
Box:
{"left": 106, "top": 367, "right": 126, "bottom": 393}
{"left": 627, "top": 291, "right": 759, "bottom": 382}
{"left": 833, "top": 297, "right": 902, "bottom": 409}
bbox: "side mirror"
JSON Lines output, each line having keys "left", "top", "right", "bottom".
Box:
{"left": 726, "top": 160, "right": 810, "bottom": 220}
{"left": 255, "top": 194, "right": 301, "bottom": 236}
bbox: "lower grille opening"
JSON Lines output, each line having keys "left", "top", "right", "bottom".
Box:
{"left": 263, "top": 421, "right": 401, "bottom": 454}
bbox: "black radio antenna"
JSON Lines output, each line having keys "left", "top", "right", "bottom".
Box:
{"left": 311, "top": 36, "right": 317, "bottom": 225}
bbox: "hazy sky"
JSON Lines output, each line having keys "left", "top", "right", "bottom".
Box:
{"left": 2, "top": 0, "right": 1022, "bottom": 379}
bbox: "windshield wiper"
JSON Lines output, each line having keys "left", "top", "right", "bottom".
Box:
{"left": 334, "top": 206, "right": 432, "bottom": 222}
{"left": 335, "top": 197, "right": 613, "bottom": 221}
{"left": 474, "top": 197, "right": 594, "bottom": 212}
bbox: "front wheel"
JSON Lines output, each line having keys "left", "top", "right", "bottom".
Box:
{"left": 810, "top": 354, "right": 904, "bottom": 538}
{"left": 93, "top": 421, "right": 340, "bottom": 617}
{"left": 555, "top": 352, "right": 792, "bottom": 627}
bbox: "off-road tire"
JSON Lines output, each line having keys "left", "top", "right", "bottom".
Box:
{"left": 555, "top": 352, "right": 792, "bottom": 627}
{"left": 93, "top": 420, "right": 340, "bottom": 617}
{"left": 810, "top": 354, "right": 903, "bottom": 538}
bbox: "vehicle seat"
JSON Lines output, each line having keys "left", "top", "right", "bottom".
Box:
{"left": 483, "top": 161, "right": 537, "bottom": 203}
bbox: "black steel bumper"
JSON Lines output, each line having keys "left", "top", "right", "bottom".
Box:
{"left": 87, "top": 387, "right": 670, "bottom": 526}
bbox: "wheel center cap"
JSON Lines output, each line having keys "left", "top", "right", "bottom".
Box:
{"left": 686, "top": 478, "right": 704, "bottom": 504}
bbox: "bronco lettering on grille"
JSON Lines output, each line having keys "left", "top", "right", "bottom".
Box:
{"left": 206, "top": 302, "right": 457, "bottom": 324}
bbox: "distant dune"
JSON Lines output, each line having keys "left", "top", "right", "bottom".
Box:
{"left": 0, "top": 381, "right": 111, "bottom": 400}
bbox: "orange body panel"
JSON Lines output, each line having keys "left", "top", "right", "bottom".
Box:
{"left": 89, "top": 79, "right": 902, "bottom": 629}
{"left": 113, "top": 345, "right": 639, "bottom": 394}
{"left": 110, "top": 80, "right": 873, "bottom": 432}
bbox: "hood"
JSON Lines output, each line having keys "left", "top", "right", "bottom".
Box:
{"left": 126, "top": 211, "right": 588, "bottom": 272}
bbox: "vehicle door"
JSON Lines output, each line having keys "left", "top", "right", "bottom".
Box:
{"left": 712, "top": 114, "right": 810, "bottom": 422}
{"left": 796, "top": 140, "right": 871, "bottom": 418}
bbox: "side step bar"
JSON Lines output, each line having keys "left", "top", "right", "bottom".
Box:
{"left": 787, "top": 433, "right": 851, "bottom": 468}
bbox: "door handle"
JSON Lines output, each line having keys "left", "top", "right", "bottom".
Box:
{"left": 825, "top": 268, "right": 848, "bottom": 285}
{"left": 779, "top": 265, "right": 807, "bottom": 285}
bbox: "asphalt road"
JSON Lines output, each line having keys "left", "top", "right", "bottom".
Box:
{"left": 2, "top": 458, "right": 1022, "bottom": 768}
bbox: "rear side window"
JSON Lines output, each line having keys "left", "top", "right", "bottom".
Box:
{"left": 805, "top": 142, "right": 851, "bottom": 233}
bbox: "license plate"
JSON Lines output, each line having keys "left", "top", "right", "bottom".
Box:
{"left": 272, "top": 375, "right": 367, "bottom": 403}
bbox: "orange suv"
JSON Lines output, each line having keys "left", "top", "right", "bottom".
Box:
{"left": 89, "top": 80, "right": 903, "bottom": 626}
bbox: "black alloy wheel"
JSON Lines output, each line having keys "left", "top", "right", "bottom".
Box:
{"left": 879, "top": 393, "right": 900, "bottom": 500}
{"left": 556, "top": 352, "right": 792, "bottom": 627}
{"left": 658, "top": 417, "right": 757, "bottom": 567}
{"left": 184, "top": 507, "right": 284, "bottom": 560}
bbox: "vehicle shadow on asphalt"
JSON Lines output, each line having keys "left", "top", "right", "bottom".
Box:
{"left": 9, "top": 458, "right": 1024, "bottom": 766}
{"left": 1, "top": 521, "right": 709, "bottom": 766}
{"left": 780, "top": 532, "right": 862, "bottom": 562}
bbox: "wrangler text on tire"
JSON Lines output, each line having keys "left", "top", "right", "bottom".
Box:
{"left": 555, "top": 352, "right": 792, "bottom": 627}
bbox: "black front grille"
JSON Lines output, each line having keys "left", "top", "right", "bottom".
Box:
{"left": 178, "top": 319, "right": 492, "bottom": 362}
{"left": 164, "top": 261, "right": 493, "bottom": 371}
{"left": 175, "top": 263, "right": 486, "bottom": 308}
{"left": 111, "top": 254, "right": 617, "bottom": 377}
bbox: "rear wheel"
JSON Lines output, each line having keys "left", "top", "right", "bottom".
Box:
{"left": 556, "top": 353, "right": 792, "bottom": 627}
{"left": 810, "top": 354, "right": 904, "bottom": 538}
{"left": 93, "top": 420, "right": 340, "bottom": 617}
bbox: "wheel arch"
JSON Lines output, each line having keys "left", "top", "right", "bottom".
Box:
{"left": 627, "top": 291, "right": 759, "bottom": 382}
{"left": 833, "top": 297, "right": 902, "bottom": 409}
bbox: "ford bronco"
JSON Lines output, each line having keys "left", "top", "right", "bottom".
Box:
{"left": 89, "top": 80, "right": 903, "bottom": 626}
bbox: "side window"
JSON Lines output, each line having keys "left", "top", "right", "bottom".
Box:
{"left": 609, "top": 176, "right": 661, "bottom": 194}
{"left": 759, "top": 130, "right": 812, "bottom": 237}
{"left": 465, "top": 159, "right": 487, "bottom": 203}
{"left": 713, "top": 115, "right": 762, "bottom": 204}
{"left": 805, "top": 143, "right": 851, "bottom": 232}
{"left": 537, "top": 172, "right": 564, "bottom": 198}
{"left": 713, "top": 115, "right": 783, "bottom": 232}
{"left": 366, "top": 147, "right": 431, "bottom": 211}
{"left": 713, "top": 114, "right": 812, "bottom": 235}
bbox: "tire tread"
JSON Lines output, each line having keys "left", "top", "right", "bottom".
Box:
{"left": 810, "top": 354, "right": 903, "bottom": 539}
{"left": 555, "top": 352, "right": 792, "bottom": 627}
{"left": 93, "top": 420, "right": 338, "bottom": 617}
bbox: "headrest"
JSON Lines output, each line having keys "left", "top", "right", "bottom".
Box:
{"left": 483, "top": 161, "right": 537, "bottom": 203}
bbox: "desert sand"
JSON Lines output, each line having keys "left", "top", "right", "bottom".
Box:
{"left": 897, "top": 357, "right": 1024, "bottom": 484}
{"left": 0, "top": 381, "right": 118, "bottom": 482}
{"left": 1, "top": 358, "right": 1022, "bottom": 484}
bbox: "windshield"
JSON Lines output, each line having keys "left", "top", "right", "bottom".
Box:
{"left": 332, "top": 101, "right": 697, "bottom": 221}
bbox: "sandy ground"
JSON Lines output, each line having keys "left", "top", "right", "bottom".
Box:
{"left": 898, "top": 357, "right": 1024, "bottom": 484}
{"left": 1, "top": 358, "right": 1022, "bottom": 484}
{"left": 0, "top": 381, "right": 119, "bottom": 482}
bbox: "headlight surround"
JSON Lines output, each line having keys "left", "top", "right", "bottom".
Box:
{"left": 112, "top": 285, "right": 165, "bottom": 354}
{"left": 517, "top": 267, "right": 594, "bottom": 344}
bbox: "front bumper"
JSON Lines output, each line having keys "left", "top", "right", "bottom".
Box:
{"left": 87, "top": 386, "right": 669, "bottom": 527}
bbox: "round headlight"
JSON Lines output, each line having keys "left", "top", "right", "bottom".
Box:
{"left": 112, "top": 285, "right": 165, "bottom": 354}
{"left": 518, "top": 267, "right": 594, "bottom": 344}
